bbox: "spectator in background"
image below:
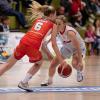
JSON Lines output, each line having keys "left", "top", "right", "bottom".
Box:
{"left": 46, "top": 0, "right": 52, "bottom": 5}
{"left": 68, "top": 0, "right": 83, "bottom": 27}
{"left": 89, "top": 0, "right": 97, "bottom": 14}
{"left": 80, "top": 1, "right": 89, "bottom": 26}
{"left": 84, "top": 24, "right": 95, "bottom": 55}
{"left": 83, "top": 0, "right": 97, "bottom": 14}
{"left": 59, "top": 0, "right": 87, "bottom": 27}
{"left": 13, "top": 0, "right": 20, "bottom": 11}
{"left": 95, "top": 0, "right": 100, "bottom": 15}
{"left": 0, "top": 0, "right": 28, "bottom": 28}
{"left": 74, "top": 12, "right": 83, "bottom": 28}
{"left": 0, "top": 16, "right": 10, "bottom": 32}
{"left": 60, "top": 0, "right": 71, "bottom": 14}
{"left": 83, "top": 0, "right": 97, "bottom": 23}
{"left": 35, "top": 0, "right": 46, "bottom": 5}
{"left": 57, "top": 6, "right": 65, "bottom": 15}
{"left": 69, "top": 0, "right": 81, "bottom": 16}
{"left": 93, "top": 19, "right": 100, "bottom": 55}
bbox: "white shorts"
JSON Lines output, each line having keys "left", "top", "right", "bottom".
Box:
{"left": 47, "top": 35, "right": 86, "bottom": 59}
{"left": 60, "top": 42, "right": 86, "bottom": 58}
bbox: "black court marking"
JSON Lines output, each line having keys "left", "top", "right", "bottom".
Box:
{"left": 0, "top": 86, "right": 100, "bottom": 93}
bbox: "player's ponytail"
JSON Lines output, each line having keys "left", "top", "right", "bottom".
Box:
{"left": 28, "top": 1, "right": 43, "bottom": 22}
{"left": 28, "top": 1, "right": 56, "bottom": 22}
{"left": 39, "top": 5, "right": 56, "bottom": 16}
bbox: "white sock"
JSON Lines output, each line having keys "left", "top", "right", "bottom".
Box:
{"left": 22, "top": 73, "right": 33, "bottom": 83}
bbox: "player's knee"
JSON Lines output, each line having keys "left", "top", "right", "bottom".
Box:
{"left": 34, "top": 60, "right": 43, "bottom": 67}
{"left": 72, "top": 61, "right": 77, "bottom": 68}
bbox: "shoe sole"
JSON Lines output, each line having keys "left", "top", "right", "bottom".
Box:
{"left": 41, "top": 82, "right": 52, "bottom": 86}
{"left": 41, "top": 83, "right": 49, "bottom": 86}
{"left": 18, "top": 85, "right": 33, "bottom": 92}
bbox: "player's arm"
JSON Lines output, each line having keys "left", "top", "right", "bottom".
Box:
{"left": 41, "top": 38, "right": 53, "bottom": 61}
{"left": 67, "top": 31, "right": 82, "bottom": 63}
{"left": 51, "top": 24, "right": 64, "bottom": 64}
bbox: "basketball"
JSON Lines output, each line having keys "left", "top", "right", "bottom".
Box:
{"left": 57, "top": 64, "right": 72, "bottom": 78}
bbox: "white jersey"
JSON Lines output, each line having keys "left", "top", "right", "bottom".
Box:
{"left": 47, "top": 25, "right": 86, "bottom": 58}
{"left": 58, "top": 25, "right": 85, "bottom": 49}
{"left": 56, "top": 25, "right": 86, "bottom": 58}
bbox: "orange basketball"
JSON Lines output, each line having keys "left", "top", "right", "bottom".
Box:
{"left": 58, "top": 64, "right": 72, "bottom": 78}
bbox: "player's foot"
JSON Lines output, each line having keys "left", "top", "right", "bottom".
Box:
{"left": 77, "top": 71, "right": 83, "bottom": 82}
{"left": 18, "top": 81, "right": 29, "bottom": 90}
{"left": 41, "top": 80, "right": 53, "bottom": 86}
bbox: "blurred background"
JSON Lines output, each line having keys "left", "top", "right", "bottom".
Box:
{"left": 0, "top": 0, "right": 100, "bottom": 61}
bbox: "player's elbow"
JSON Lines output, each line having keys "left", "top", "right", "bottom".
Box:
{"left": 51, "top": 35, "right": 56, "bottom": 48}
{"left": 51, "top": 40, "right": 56, "bottom": 48}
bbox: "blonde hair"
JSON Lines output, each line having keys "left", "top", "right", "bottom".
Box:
{"left": 28, "top": 0, "right": 56, "bottom": 22}
{"left": 57, "top": 15, "right": 67, "bottom": 23}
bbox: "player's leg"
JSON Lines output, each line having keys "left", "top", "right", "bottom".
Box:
{"left": 0, "top": 42, "right": 26, "bottom": 76}
{"left": 41, "top": 57, "right": 59, "bottom": 86}
{"left": 0, "top": 54, "right": 18, "bottom": 76}
{"left": 41, "top": 44, "right": 73, "bottom": 86}
{"left": 72, "top": 53, "right": 84, "bottom": 82}
{"left": 72, "top": 53, "right": 83, "bottom": 71}
{"left": 18, "top": 60, "right": 43, "bottom": 89}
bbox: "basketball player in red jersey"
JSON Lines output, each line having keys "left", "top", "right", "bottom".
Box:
{"left": 0, "top": 1, "right": 57, "bottom": 90}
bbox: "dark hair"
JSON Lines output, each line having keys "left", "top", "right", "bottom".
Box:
{"left": 1, "top": 16, "right": 9, "bottom": 23}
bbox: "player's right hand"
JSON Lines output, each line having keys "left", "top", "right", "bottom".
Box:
{"left": 61, "top": 60, "right": 68, "bottom": 69}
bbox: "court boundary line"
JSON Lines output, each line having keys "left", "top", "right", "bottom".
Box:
{"left": 0, "top": 86, "right": 100, "bottom": 93}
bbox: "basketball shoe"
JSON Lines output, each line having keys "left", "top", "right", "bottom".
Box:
{"left": 41, "top": 79, "right": 53, "bottom": 86}
{"left": 18, "top": 81, "right": 29, "bottom": 90}
{"left": 77, "top": 70, "right": 83, "bottom": 82}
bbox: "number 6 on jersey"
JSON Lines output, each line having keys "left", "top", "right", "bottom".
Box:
{"left": 34, "top": 22, "right": 43, "bottom": 31}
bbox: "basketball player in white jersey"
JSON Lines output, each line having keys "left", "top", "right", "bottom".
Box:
{"left": 41, "top": 15, "right": 86, "bottom": 86}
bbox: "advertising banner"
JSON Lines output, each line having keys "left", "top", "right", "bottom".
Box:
{"left": 0, "top": 32, "right": 24, "bottom": 62}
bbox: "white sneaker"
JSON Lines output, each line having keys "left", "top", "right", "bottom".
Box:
{"left": 77, "top": 71, "right": 83, "bottom": 82}
{"left": 41, "top": 80, "right": 53, "bottom": 86}
{"left": 18, "top": 81, "right": 29, "bottom": 90}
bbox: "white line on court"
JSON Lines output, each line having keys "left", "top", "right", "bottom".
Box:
{"left": 0, "top": 86, "right": 100, "bottom": 93}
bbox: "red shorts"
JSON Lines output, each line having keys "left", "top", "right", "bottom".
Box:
{"left": 14, "top": 42, "right": 42, "bottom": 63}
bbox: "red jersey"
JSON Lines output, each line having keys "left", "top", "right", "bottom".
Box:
{"left": 21, "top": 18, "right": 54, "bottom": 49}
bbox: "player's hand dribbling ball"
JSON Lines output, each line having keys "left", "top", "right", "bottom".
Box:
{"left": 58, "top": 64, "right": 72, "bottom": 78}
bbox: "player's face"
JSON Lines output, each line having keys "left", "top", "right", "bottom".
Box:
{"left": 56, "top": 19, "right": 65, "bottom": 32}
{"left": 50, "top": 12, "right": 56, "bottom": 21}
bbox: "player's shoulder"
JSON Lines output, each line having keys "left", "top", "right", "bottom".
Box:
{"left": 34, "top": 18, "right": 42, "bottom": 22}
{"left": 37, "top": 18, "right": 53, "bottom": 25}
{"left": 66, "top": 25, "right": 78, "bottom": 33}
{"left": 66, "top": 25, "right": 76, "bottom": 31}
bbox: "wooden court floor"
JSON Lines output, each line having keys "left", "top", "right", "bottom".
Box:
{"left": 0, "top": 56, "right": 100, "bottom": 100}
